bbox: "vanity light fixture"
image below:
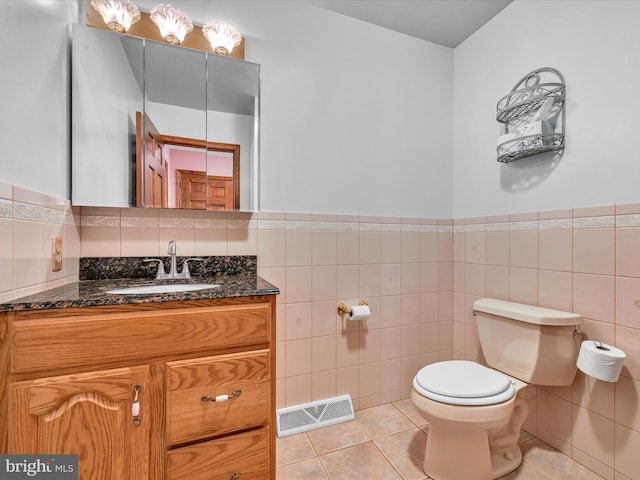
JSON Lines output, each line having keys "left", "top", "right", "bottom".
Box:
{"left": 150, "top": 4, "right": 193, "bottom": 45}
{"left": 202, "top": 20, "right": 242, "bottom": 56}
{"left": 90, "top": 0, "right": 140, "bottom": 33}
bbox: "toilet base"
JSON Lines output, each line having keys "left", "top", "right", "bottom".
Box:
{"left": 423, "top": 424, "right": 522, "bottom": 480}
{"left": 490, "top": 444, "right": 522, "bottom": 478}
{"left": 411, "top": 378, "right": 529, "bottom": 480}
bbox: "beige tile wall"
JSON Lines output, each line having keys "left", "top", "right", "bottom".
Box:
{"left": 452, "top": 205, "right": 640, "bottom": 480}
{"left": 0, "top": 181, "right": 79, "bottom": 303}
{"left": 3, "top": 181, "right": 639, "bottom": 480}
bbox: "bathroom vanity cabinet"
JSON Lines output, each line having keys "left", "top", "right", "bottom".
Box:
{"left": 0, "top": 295, "right": 276, "bottom": 480}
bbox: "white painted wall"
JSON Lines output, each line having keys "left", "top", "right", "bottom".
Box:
{"left": 453, "top": 0, "right": 640, "bottom": 218}
{"left": 2, "top": 1, "right": 453, "bottom": 218}
{"left": 255, "top": 3, "right": 453, "bottom": 217}
{"left": 0, "top": 0, "right": 79, "bottom": 200}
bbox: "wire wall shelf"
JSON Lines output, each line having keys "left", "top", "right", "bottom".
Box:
{"left": 496, "top": 67, "right": 566, "bottom": 163}
{"left": 497, "top": 133, "right": 565, "bottom": 163}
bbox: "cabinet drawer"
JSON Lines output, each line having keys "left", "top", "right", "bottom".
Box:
{"left": 11, "top": 303, "right": 270, "bottom": 374}
{"left": 167, "top": 427, "right": 269, "bottom": 480}
{"left": 166, "top": 350, "right": 270, "bottom": 446}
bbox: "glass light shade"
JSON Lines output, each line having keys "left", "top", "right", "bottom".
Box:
{"left": 91, "top": 0, "right": 141, "bottom": 33}
{"left": 150, "top": 4, "right": 194, "bottom": 45}
{"left": 202, "top": 20, "right": 242, "bottom": 56}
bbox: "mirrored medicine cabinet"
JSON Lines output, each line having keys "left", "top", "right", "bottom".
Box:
{"left": 71, "top": 24, "right": 260, "bottom": 211}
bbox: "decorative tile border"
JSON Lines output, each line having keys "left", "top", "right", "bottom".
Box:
{"left": 159, "top": 216, "right": 195, "bottom": 228}
{"left": 286, "top": 220, "right": 312, "bottom": 230}
{"left": 228, "top": 218, "right": 258, "bottom": 229}
{"left": 360, "top": 222, "right": 381, "bottom": 232}
{"left": 258, "top": 219, "right": 286, "bottom": 230}
{"left": 539, "top": 218, "right": 573, "bottom": 230}
{"left": 486, "top": 222, "right": 509, "bottom": 231}
{"left": 14, "top": 203, "right": 45, "bottom": 222}
{"left": 194, "top": 218, "right": 227, "bottom": 229}
{"left": 465, "top": 223, "right": 486, "bottom": 232}
{"left": 337, "top": 222, "right": 359, "bottom": 231}
{"left": 381, "top": 224, "right": 402, "bottom": 232}
{"left": 510, "top": 220, "right": 538, "bottom": 231}
{"left": 43, "top": 208, "right": 66, "bottom": 224}
{"left": 121, "top": 216, "right": 160, "bottom": 228}
{"left": 572, "top": 216, "right": 615, "bottom": 229}
{"left": 312, "top": 221, "right": 336, "bottom": 231}
{"left": 616, "top": 214, "right": 640, "bottom": 227}
{"left": 81, "top": 215, "right": 120, "bottom": 227}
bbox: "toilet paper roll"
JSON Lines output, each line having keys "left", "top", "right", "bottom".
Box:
{"left": 577, "top": 340, "right": 626, "bottom": 382}
{"left": 349, "top": 305, "right": 371, "bottom": 321}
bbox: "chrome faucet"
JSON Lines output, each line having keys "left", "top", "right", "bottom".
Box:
{"left": 144, "top": 241, "right": 203, "bottom": 280}
{"left": 167, "top": 240, "right": 178, "bottom": 278}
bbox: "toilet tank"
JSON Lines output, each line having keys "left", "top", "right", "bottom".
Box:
{"left": 473, "top": 298, "right": 582, "bottom": 386}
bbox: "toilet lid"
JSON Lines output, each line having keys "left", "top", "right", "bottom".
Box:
{"left": 413, "top": 360, "right": 515, "bottom": 406}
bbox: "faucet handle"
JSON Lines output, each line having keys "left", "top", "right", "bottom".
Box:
{"left": 143, "top": 258, "right": 166, "bottom": 279}
{"left": 182, "top": 258, "right": 204, "bottom": 279}
{"left": 167, "top": 240, "right": 177, "bottom": 255}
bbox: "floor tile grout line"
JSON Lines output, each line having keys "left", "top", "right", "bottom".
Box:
{"left": 307, "top": 420, "right": 371, "bottom": 456}
{"left": 303, "top": 430, "right": 323, "bottom": 458}
{"left": 368, "top": 438, "right": 409, "bottom": 480}
{"left": 370, "top": 429, "right": 430, "bottom": 480}
{"left": 314, "top": 452, "right": 333, "bottom": 480}
{"left": 390, "top": 400, "right": 431, "bottom": 431}
{"left": 274, "top": 428, "right": 320, "bottom": 468}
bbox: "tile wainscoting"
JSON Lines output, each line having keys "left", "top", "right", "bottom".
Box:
{"left": 452, "top": 206, "right": 640, "bottom": 480}
{"left": 0, "top": 182, "right": 80, "bottom": 303}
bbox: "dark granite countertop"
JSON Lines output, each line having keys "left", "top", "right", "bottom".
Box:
{"left": 0, "top": 275, "right": 279, "bottom": 312}
{"left": 0, "top": 256, "right": 280, "bottom": 312}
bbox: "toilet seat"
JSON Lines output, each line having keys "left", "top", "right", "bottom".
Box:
{"left": 413, "top": 360, "right": 515, "bottom": 406}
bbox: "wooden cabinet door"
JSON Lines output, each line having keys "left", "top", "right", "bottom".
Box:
{"left": 9, "top": 366, "right": 151, "bottom": 480}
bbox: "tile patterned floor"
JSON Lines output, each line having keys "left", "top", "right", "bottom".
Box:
{"left": 276, "top": 400, "right": 604, "bottom": 480}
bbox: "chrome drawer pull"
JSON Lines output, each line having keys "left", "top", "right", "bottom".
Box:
{"left": 201, "top": 389, "right": 242, "bottom": 402}
{"left": 230, "top": 472, "right": 241, "bottom": 480}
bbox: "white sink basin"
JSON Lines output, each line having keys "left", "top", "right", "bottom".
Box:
{"left": 106, "top": 284, "right": 219, "bottom": 295}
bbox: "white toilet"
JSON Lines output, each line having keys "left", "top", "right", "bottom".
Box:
{"left": 411, "top": 298, "right": 583, "bottom": 480}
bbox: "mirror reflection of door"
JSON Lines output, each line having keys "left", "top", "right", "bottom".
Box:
{"left": 176, "top": 170, "right": 233, "bottom": 210}
{"left": 136, "top": 111, "right": 240, "bottom": 210}
{"left": 136, "top": 111, "right": 168, "bottom": 208}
